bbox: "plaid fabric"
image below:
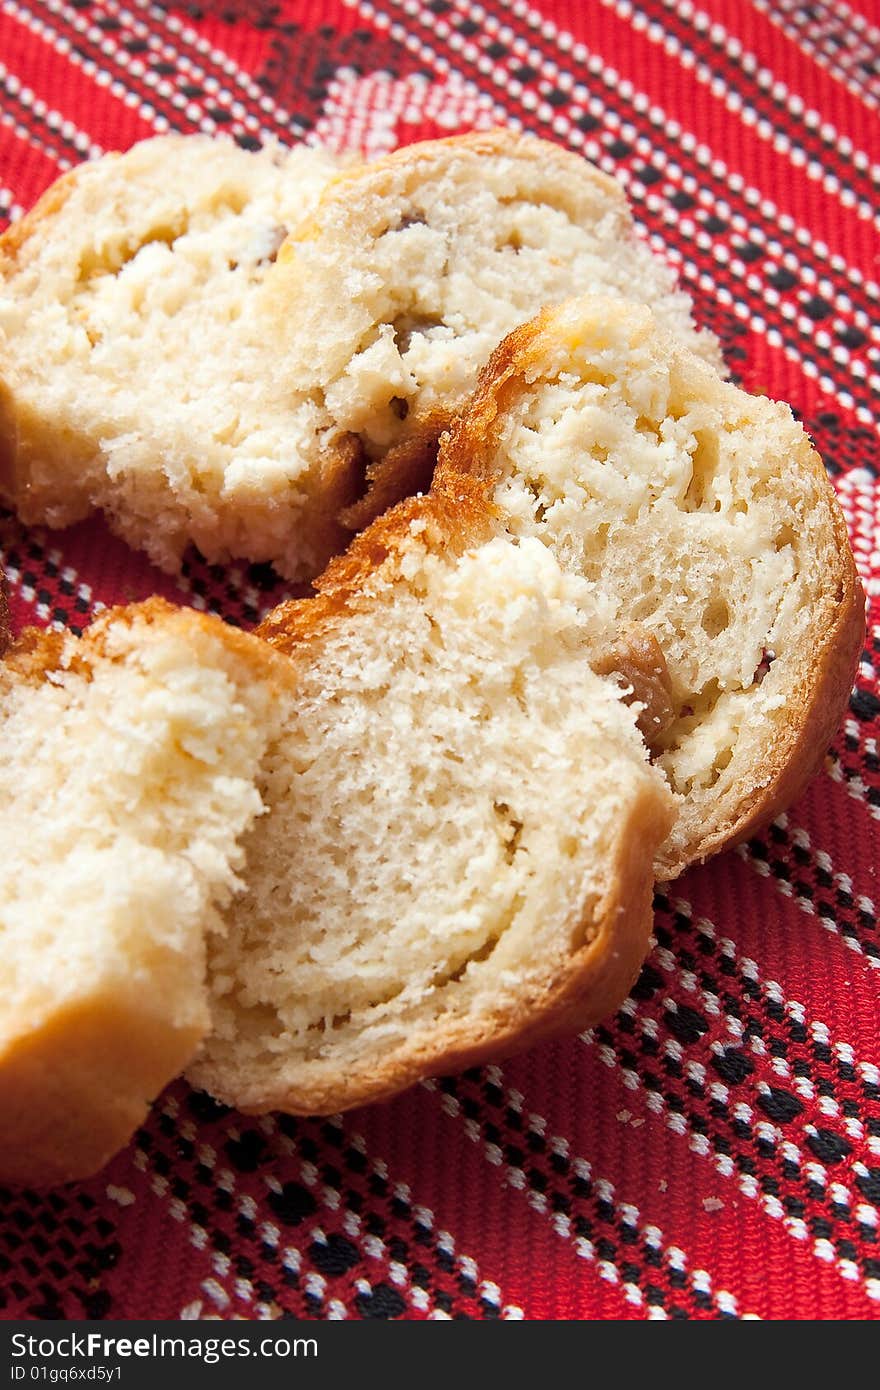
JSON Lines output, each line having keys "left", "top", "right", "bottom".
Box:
{"left": 1, "top": 0, "right": 879, "bottom": 1323}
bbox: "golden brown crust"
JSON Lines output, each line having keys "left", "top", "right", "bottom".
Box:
{"left": 239, "top": 452, "right": 675, "bottom": 1116}
{"left": 258, "top": 475, "right": 495, "bottom": 651}
{"left": 1, "top": 597, "right": 297, "bottom": 699}
{"left": 434, "top": 304, "right": 560, "bottom": 491}
{"left": 200, "top": 771, "right": 670, "bottom": 1117}
{"left": 0, "top": 991, "right": 204, "bottom": 1188}
{"left": 0, "top": 623, "right": 70, "bottom": 684}
{"left": 665, "top": 505, "right": 864, "bottom": 873}
{"left": 337, "top": 408, "right": 450, "bottom": 535}
{"left": 0, "top": 597, "right": 295, "bottom": 1186}
{"left": 435, "top": 301, "right": 866, "bottom": 880}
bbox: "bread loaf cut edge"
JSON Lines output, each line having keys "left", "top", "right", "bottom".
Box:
{"left": 194, "top": 479, "right": 673, "bottom": 1116}
{"left": 670, "top": 494, "right": 864, "bottom": 869}
{"left": 0, "top": 598, "right": 295, "bottom": 1185}
{"left": 0, "top": 139, "right": 353, "bottom": 576}
{"left": 0, "top": 162, "right": 107, "bottom": 522}
{"left": 436, "top": 301, "right": 866, "bottom": 879}
{"left": 276, "top": 128, "right": 723, "bottom": 538}
{"left": 195, "top": 773, "right": 669, "bottom": 1118}
{"left": 0, "top": 992, "right": 206, "bottom": 1188}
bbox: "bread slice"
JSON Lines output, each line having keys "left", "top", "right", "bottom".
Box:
{"left": 189, "top": 485, "right": 674, "bottom": 1115}
{"left": 0, "top": 600, "right": 292, "bottom": 1185}
{"left": 0, "top": 135, "right": 358, "bottom": 581}
{"left": 437, "top": 296, "right": 865, "bottom": 877}
{"left": 270, "top": 130, "right": 723, "bottom": 530}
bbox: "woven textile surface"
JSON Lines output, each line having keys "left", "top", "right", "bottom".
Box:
{"left": 1, "top": 0, "right": 879, "bottom": 1322}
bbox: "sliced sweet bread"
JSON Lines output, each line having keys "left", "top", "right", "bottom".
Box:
{"left": 268, "top": 129, "right": 723, "bottom": 529}
{"left": 0, "top": 600, "right": 293, "bottom": 1185}
{"left": 436, "top": 296, "right": 865, "bottom": 877}
{"left": 0, "top": 135, "right": 351, "bottom": 580}
{"left": 189, "top": 486, "right": 674, "bottom": 1115}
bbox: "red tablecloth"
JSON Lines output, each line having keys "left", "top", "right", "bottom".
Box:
{"left": 1, "top": 0, "right": 879, "bottom": 1322}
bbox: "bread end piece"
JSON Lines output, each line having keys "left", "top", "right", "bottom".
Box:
{"left": 673, "top": 500, "right": 864, "bottom": 871}
{"left": 438, "top": 295, "right": 865, "bottom": 878}
{"left": 0, "top": 599, "right": 290, "bottom": 1185}
{"left": 0, "top": 992, "right": 205, "bottom": 1187}
{"left": 204, "top": 766, "right": 671, "bottom": 1117}
{"left": 192, "top": 479, "right": 673, "bottom": 1116}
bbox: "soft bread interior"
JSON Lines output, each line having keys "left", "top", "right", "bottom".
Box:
{"left": 439, "top": 297, "right": 862, "bottom": 873}
{"left": 191, "top": 523, "right": 673, "bottom": 1113}
{"left": 1, "top": 132, "right": 720, "bottom": 580}
{"left": 272, "top": 132, "right": 722, "bottom": 495}
{"left": 0, "top": 603, "right": 283, "bottom": 1183}
{"left": 0, "top": 136, "right": 345, "bottom": 578}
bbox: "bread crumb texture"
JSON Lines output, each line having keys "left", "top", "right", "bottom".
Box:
{"left": 0, "top": 131, "right": 721, "bottom": 580}
{"left": 273, "top": 131, "right": 722, "bottom": 484}
{"left": 191, "top": 530, "right": 673, "bottom": 1113}
{"left": 438, "top": 296, "right": 864, "bottom": 874}
{"left": 0, "top": 602, "right": 282, "bottom": 1184}
{"left": 0, "top": 136, "right": 346, "bottom": 580}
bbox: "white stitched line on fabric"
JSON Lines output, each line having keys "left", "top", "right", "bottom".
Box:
{"left": 0, "top": 102, "right": 77, "bottom": 172}
{"left": 11, "top": 0, "right": 207, "bottom": 136}
{"left": 634, "top": 895, "right": 880, "bottom": 1220}
{"left": 322, "top": 1115, "right": 525, "bottom": 1319}
{"left": 17, "top": 0, "right": 880, "bottom": 427}
{"left": 0, "top": 183, "right": 23, "bottom": 221}
{"left": 656, "top": 888, "right": 880, "bottom": 1097}
{"left": 484, "top": 0, "right": 880, "bottom": 360}
{"left": 135, "top": 1096, "right": 480, "bottom": 1320}
{"left": 423, "top": 1071, "right": 756, "bottom": 1319}
{"left": 0, "top": 534, "right": 101, "bottom": 630}
{"left": 751, "top": 0, "right": 880, "bottom": 114}
{"left": 642, "top": 0, "right": 880, "bottom": 186}
{"left": 0, "top": 56, "right": 101, "bottom": 156}
{"left": 153, "top": 4, "right": 311, "bottom": 136}
{"left": 738, "top": 821, "right": 880, "bottom": 974}
{"left": 579, "top": 1017, "right": 880, "bottom": 1301}
{"left": 248, "top": 1108, "right": 519, "bottom": 1319}
{"left": 595, "top": 0, "right": 880, "bottom": 227}
{"left": 825, "top": 748, "right": 880, "bottom": 823}
{"left": 18, "top": 0, "right": 287, "bottom": 141}
{"left": 458, "top": 0, "right": 880, "bottom": 306}
{"left": 655, "top": 239, "right": 879, "bottom": 427}
{"left": 766, "top": 809, "right": 877, "bottom": 921}
{"left": 0, "top": 59, "right": 103, "bottom": 168}
{"left": 584, "top": 886, "right": 880, "bottom": 1281}
{"left": 345, "top": 0, "right": 880, "bottom": 428}
{"left": 109, "top": 0, "right": 274, "bottom": 138}
{"left": 129, "top": 1112, "right": 274, "bottom": 1319}
{"left": 0, "top": 506, "right": 292, "bottom": 628}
